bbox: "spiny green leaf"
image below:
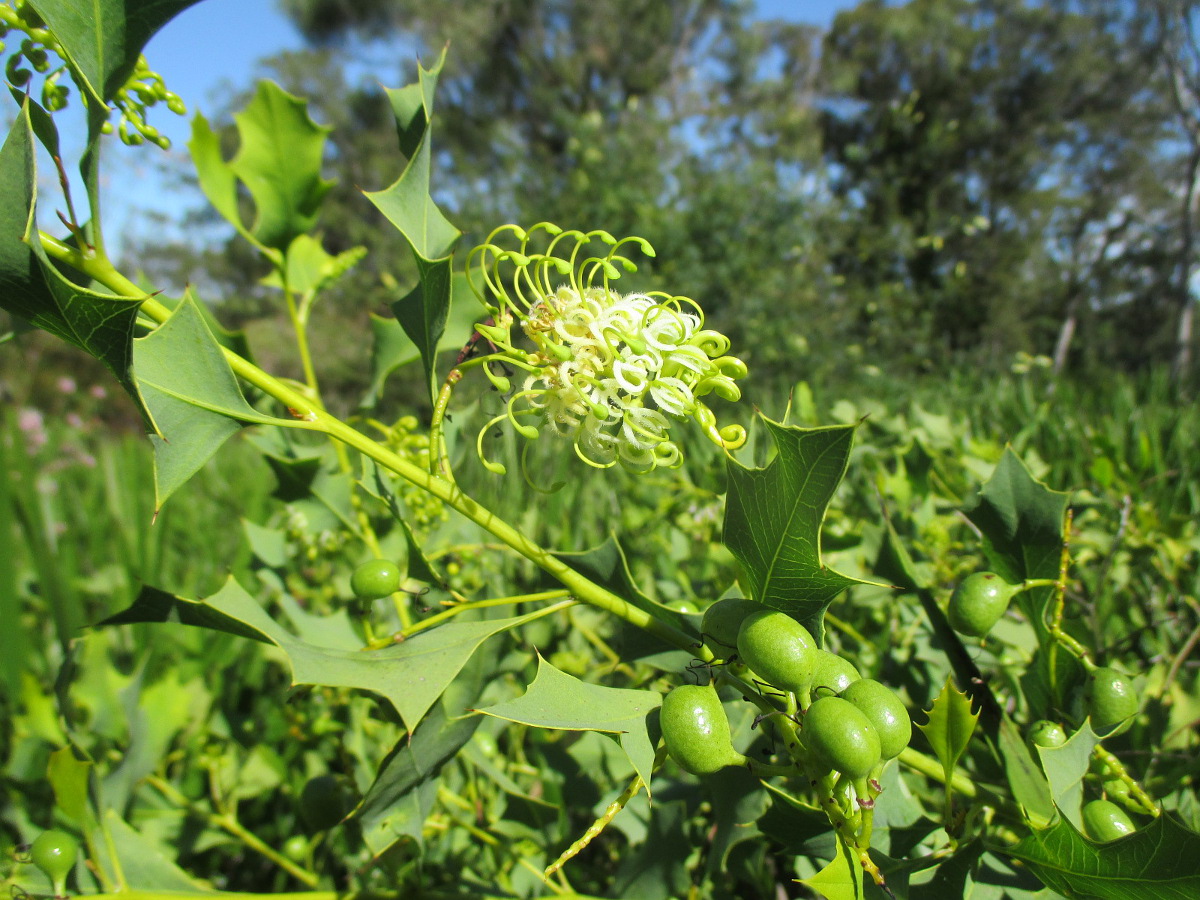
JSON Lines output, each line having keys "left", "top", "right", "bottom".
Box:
{"left": 94, "top": 811, "right": 210, "bottom": 892}
{"left": 132, "top": 293, "right": 294, "bottom": 510}
{"left": 273, "top": 234, "right": 365, "bottom": 297}
{"left": 963, "top": 449, "right": 1068, "bottom": 632}
{"left": 365, "top": 50, "right": 461, "bottom": 401}
{"left": 30, "top": 0, "right": 203, "bottom": 105}
{"left": 365, "top": 48, "right": 460, "bottom": 261}
{"left": 391, "top": 254, "right": 453, "bottom": 402}
{"left": 0, "top": 106, "right": 148, "bottom": 422}
{"left": 1007, "top": 813, "right": 1200, "bottom": 899}
{"left": 1036, "top": 722, "right": 1101, "bottom": 830}
{"left": 103, "top": 578, "right": 542, "bottom": 732}
{"left": 188, "top": 82, "right": 334, "bottom": 254}
{"left": 917, "top": 678, "right": 979, "bottom": 788}
{"left": 801, "top": 836, "right": 865, "bottom": 900}
{"left": 723, "top": 417, "right": 869, "bottom": 637}
{"left": 188, "top": 112, "right": 250, "bottom": 243}
{"left": 363, "top": 271, "right": 485, "bottom": 407}
{"left": 998, "top": 713, "right": 1054, "bottom": 828}
{"left": 477, "top": 655, "right": 662, "bottom": 789}
{"left": 229, "top": 81, "right": 334, "bottom": 251}
{"left": 46, "top": 746, "right": 91, "bottom": 824}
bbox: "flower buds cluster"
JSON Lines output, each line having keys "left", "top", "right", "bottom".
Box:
{"left": 0, "top": 3, "right": 183, "bottom": 147}
{"left": 467, "top": 224, "right": 747, "bottom": 474}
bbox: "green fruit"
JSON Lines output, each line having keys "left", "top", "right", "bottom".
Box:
{"left": 839, "top": 679, "right": 912, "bottom": 760}
{"left": 1082, "top": 799, "right": 1136, "bottom": 842}
{"left": 1086, "top": 667, "right": 1138, "bottom": 735}
{"left": 350, "top": 559, "right": 401, "bottom": 600}
{"left": 947, "top": 572, "right": 1020, "bottom": 637}
{"left": 660, "top": 683, "right": 746, "bottom": 776}
{"left": 701, "top": 598, "right": 764, "bottom": 655}
{"left": 29, "top": 829, "right": 78, "bottom": 890}
{"left": 299, "top": 774, "right": 350, "bottom": 832}
{"left": 804, "top": 696, "right": 881, "bottom": 779}
{"left": 282, "top": 834, "right": 309, "bottom": 863}
{"left": 736, "top": 610, "right": 816, "bottom": 693}
{"left": 810, "top": 650, "right": 861, "bottom": 696}
{"left": 1028, "top": 720, "right": 1069, "bottom": 750}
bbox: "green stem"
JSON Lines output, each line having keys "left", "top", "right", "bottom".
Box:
{"left": 145, "top": 775, "right": 317, "bottom": 888}
{"left": 41, "top": 231, "right": 699, "bottom": 656}
{"left": 403, "top": 590, "right": 572, "bottom": 636}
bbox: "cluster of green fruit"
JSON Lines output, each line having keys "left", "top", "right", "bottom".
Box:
{"left": 660, "top": 600, "right": 911, "bottom": 785}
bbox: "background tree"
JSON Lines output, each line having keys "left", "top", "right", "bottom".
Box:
{"left": 817, "top": 0, "right": 1175, "bottom": 374}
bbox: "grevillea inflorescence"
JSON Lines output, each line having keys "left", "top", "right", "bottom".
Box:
{"left": 466, "top": 223, "right": 747, "bottom": 474}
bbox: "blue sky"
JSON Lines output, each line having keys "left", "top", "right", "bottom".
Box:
{"left": 78, "top": 0, "right": 863, "bottom": 254}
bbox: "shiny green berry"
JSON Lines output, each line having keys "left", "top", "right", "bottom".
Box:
{"left": 660, "top": 683, "right": 746, "bottom": 776}
{"left": 839, "top": 679, "right": 911, "bottom": 760}
{"left": 810, "top": 650, "right": 861, "bottom": 696}
{"left": 701, "top": 598, "right": 764, "bottom": 656}
{"left": 947, "top": 572, "right": 1020, "bottom": 637}
{"left": 29, "top": 829, "right": 78, "bottom": 893}
{"left": 282, "top": 834, "right": 309, "bottom": 863}
{"left": 1028, "top": 720, "right": 1069, "bottom": 750}
{"left": 803, "top": 696, "right": 881, "bottom": 779}
{"left": 350, "top": 559, "right": 401, "bottom": 600}
{"left": 1086, "top": 667, "right": 1138, "bottom": 736}
{"left": 1082, "top": 798, "right": 1136, "bottom": 842}
{"left": 736, "top": 610, "right": 816, "bottom": 694}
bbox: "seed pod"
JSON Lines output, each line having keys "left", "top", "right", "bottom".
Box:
{"left": 736, "top": 610, "right": 816, "bottom": 694}
{"left": 660, "top": 683, "right": 745, "bottom": 776}
{"left": 803, "top": 696, "right": 881, "bottom": 779}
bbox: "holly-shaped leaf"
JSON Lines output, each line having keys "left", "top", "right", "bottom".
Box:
{"left": 132, "top": 293, "right": 296, "bottom": 510}
{"left": 101, "top": 578, "right": 542, "bottom": 733}
{"left": 1035, "top": 722, "right": 1101, "bottom": 830}
{"left": 365, "top": 48, "right": 461, "bottom": 402}
{"left": 363, "top": 271, "right": 496, "bottom": 407}
{"left": 917, "top": 678, "right": 979, "bottom": 790}
{"left": 1007, "top": 813, "right": 1200, "bottom": 899}
{"left": 801, "top": 835, "right": 865, "bottom": 900}
{"left": 189, "top": 81, "right": 334, "bottom": 255}
{"left": 0, "top": 106, "right": 148, "bottom": 421}
{"left": 477, "top": 655, "right": 662, "bottom": 789}
{"left": 365, "top": 48, "right": 460, "bottom": 262}
{"left": 723, "top": 417, "right": 868, "bottom": 636}
{"left": 963, "top": 449, "right": 1068, "bottom": 631}
{"left": 391, "top": 254, "right": 453, "bottom": 402}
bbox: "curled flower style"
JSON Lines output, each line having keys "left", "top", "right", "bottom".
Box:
{"left": 465, "top": 223, "right": 747, "bottom": 474}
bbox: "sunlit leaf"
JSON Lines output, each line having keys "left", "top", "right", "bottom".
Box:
{"left": 1035, "top": 722, "right": 1101, "bottom": 830}
{"left": 916, "top": 678, "right": 978, "bottom": 788}
{"left": 0, "top": 106, "right": 148, "bottom": 421}
{"left": 102, "top": 578, "right": 543, "bottom": 732}
{"left": 801, "top": 836, "right": 865, "bottom": 900}
{"left": 1007, "top": 813, "right": 1200, "bottom": 899}
{"left": 724, "top": 417, "right": 870, "bottom": 637}
{"left": 477, "top": 655, "right": 661, "bottom": 788}
{"left": 132, "top": 293, "right": 294, "bottom": 509}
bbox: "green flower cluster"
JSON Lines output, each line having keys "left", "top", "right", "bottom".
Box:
{"left": 467, "top": 224, "right": 747, "bottom": 474}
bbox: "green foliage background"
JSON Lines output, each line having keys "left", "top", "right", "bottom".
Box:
{"left": 3, "top": 1, "right": 1200, "bottom": 899}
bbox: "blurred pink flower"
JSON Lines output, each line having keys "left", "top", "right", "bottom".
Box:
{"left": 57, "top": 376, "right": 77, "bottom": 394}
{"left": 89, "top": 384, "right": 107, "bottom": 400}
{"left": 18, "top": 407, "right": 47, "bottom": 450}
